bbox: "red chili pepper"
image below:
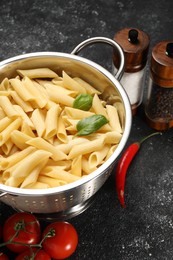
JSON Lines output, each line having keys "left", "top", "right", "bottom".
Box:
{"left": 115, "top": 132, "right": 161, "bottom": 208}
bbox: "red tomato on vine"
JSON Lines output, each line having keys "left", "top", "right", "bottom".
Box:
{"left": 3, "top": 212, "right": 41, "bottom": 253}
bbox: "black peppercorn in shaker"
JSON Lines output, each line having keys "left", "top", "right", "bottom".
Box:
{"left": 145, "top": 41, "right": 173, "bottom": 130}
{"left": 113, "top": 28, "right": 150, "bottom": 115}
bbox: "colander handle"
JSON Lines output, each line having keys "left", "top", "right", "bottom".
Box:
{"left": 71, "top": 37, "right": 125, "bottom": 81}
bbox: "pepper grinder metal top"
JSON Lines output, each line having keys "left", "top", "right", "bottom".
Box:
{"left": 145, "top": 41, "right": 173, "bottom": 130}
{"left": 113, "top": 28, "right": 150, "bottom": 115}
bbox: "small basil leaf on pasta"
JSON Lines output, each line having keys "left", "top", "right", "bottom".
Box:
{"left": 73, "top": 94, "right": 93, "bottom": 111}
{"left": 76, "top": 114, "right": 109, "bottom": 136}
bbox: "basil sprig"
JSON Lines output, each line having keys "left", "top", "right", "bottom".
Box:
{"left": 73, "top": 94, "right": 93, "bottom": 111}
{"left": 76, "top": 114, "right": 109, "bottom": 136}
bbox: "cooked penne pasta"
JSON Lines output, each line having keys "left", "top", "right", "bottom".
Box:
{"left": 0, "top": 96, "right": 20, "bottom": 118}
{"left": 0, "top": 68, "right": 124, "bottom": 189}
{"left": 10, "top": 91, "right": 33, "bottom": 112}
{"left": 10, "top": 78, "right": 35, "bottom": 101}
{"left": 88, "top": 145, "right": 110, "bottom": 168}
{"left": 106, "top": 105, "right": 122, "bottom": 133}
{"left": 0, "top": 146, "right": 36, "bottom": 170}
{"left": 44, "top": 104, "right": 60, "bottom": 139}
{"left": 68, "top": 138, "right": 104, "bottom": 159}
{"left": 73, "top": 77, "right": 101, "bottom": 95}
{"left": 26, "top": 137, "right": 67, "bottom": 161}
{"left": 17, "top": 68, "right": 59, "bottom": 79}
{"left": 0, "top": 117, "right": 22, "bottom": 146}
{"left": 62, "top": 71, "right": 86, "bottom": 94}
{"left": 30, "top": 108, "right": 46, "bottom": 137}
{"left": 22, "top": 77, "right": 47, "bottom": 108}
{"left": 56, "top": 114, "right": 68, "bottom": 143}
{"left": 71, "top": 155, "right": 82, "bottom": 176}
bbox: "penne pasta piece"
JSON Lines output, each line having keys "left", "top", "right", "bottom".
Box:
{"left": 26, "top": 137, "right": 67, "bottom": 161}
{"left": 68, "top": 138, "right": 104, "bottom": 159}
{"left": 71, "top": 155, "right": 82, "bottom": 176}
{"left": 73, "top": 77, "right": 101, "bottom": 95}
{"left": 46, "top": 159, "right": 71, "bottom": 170}
{"left": 40, "top": 169, "right": 80, "bottom": 183}
{"left": 64, "top": 107, "right": 94, "bottom": 119}
{"left": 8, "top": 144, "right": 19, "bottom": 156}
{"left": 10, "top": 130, "right": 32, "bottom": 150}
{"left": 105, "top": 144, "right": 118, "bottom": 160}
{"left": 0, "top": 117, "right": 13, "bottom": 132}
{"left": 21, "top": 122, "right": 35, "bottom": 137}
{"left": 45, "top": 104, "right": 60, "bottom": 139}
{"left": 43, "top": 165, "right": 67, "bottom": 173}
{"left": 0, "top": 117, "right": 22, "bottom": 146}
{"left": 106, "top": 105, "right": 122, "bottom": 133}
{"left": 22, "top": 77, "right": 47, "bottom": 108}
{"left": 43, "top": 82, "right": 78, "bottom": 97}
{"left": 23, "top": 181, "right": 50, "bottom": 189}
{"left": 5, "top": 176, "right": 24, "bottom": 187}
{"left": 56, "top": 114, "right": 68, "bottom": 143}
{"left": 0, "top": 96, "right": 20, "bottom": 118}
{"left": 30, "top": 108, "right": 46, "bottom": 137}
{"left": 82, "top": 156, "right": 97, "bottom": 174}
{"left": 0, "top": 78, "right": 10, "bottom": 90}
{"left": 17, "top": 68, "right": 59, "bottom": 79}
{"left": 62, "top": 71, "right": 86, "bottom": 94}
{"left": 115, "top": 102, "right": 125, "bottom": 129}
{"left": 0, "top": 146, "right": 36, "bottom": 170}
{"left": 92, "top": 94, "right": 108, "bottom": 118}
{"left": 103, "top": 131, "right": 122, "bottom": 144}
{"left": 88, "top": 145, "right": 110, "bottom": 168}
{"left": 13, "top": 105, "right": 35, "bottom": 129}
{"left": 10, "top": 91, "right": 33, "bottom": 112}
{"left": 1, "top": 139, "right": 14, "bottom": 155}
{"left": 37, "top": 175, "right": 67, "bottom": 187}
{"left": 45, "top": 84, "right": 75, "bottom": 107}
{"left": 9, "top": 78, "right": 35, "bottom": 101}
{"left": 0, "top": 91, "right": 11, "bottom": 96}
{"left": 10, "top": 149, "right": 52, "bottom": 180}
{"left": 20, "top": 160, "right": 48, "bottom": 188}
{"left": 0, "top": 108, "right": 6, "bottom": 119}
{"left": 57, "top": 136, "right": 89, "bottom": 154}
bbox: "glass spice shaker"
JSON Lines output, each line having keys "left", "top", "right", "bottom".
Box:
{"left": 145, "top": 41, "right": 173, "bottom": 131}
{"left": 113, "top": 28, "right": 150, "bottom": 115}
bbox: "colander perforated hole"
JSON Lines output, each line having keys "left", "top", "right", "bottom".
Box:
{"left": 69, "top": 195, "right": 73, "bottom": 201}
{"left": 32, "top": 201, "right": 37, "bottom": 207}
{"left": 87, "top": 186, "right": 91, "bottom": 198}
{"left": 40, "top": 201, "right": 45, "bottom": 207}
{"left": 62, "top": 197, "right": 66, "bottom": 203}
{"left": 24, "top": 200, "right": 30, "bottom": 206}
{"left": 81, "top": 190, "right": 86, "bottom": 201}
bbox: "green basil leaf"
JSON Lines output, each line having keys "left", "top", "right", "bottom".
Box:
{"left": 73, "top": 94, "right": 93, "bottom": 111}
{"left": 76, "top": 114, "right": 109, "bottom": 136}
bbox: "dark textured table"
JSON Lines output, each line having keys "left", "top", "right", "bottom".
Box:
{"left": 0, "top": 0, "right": 173, "bottom": 259}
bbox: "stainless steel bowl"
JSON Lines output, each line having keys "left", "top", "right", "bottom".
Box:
{"left": 0, "top": 37, "right": 132, "bottom": 219}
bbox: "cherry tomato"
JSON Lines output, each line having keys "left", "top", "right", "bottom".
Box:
{"left": 15, "top": 248, "right": 51, "bottom": 260}
{"left": 3, "top": 212, "right": 41, "bottom": 253}
{"left": 42, "top": 221, "right": 78, "bottom": 259}
{"left": 0, "top": 252, "right": 9, "bottom": 260}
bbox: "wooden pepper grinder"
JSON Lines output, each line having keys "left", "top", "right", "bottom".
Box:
{"left": 113, "top": 28, "right": 150, "bottom": 115}
{"left": 145, "top": 41, "right": 173, "bottom": 130}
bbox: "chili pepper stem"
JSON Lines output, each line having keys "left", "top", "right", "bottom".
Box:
{"left": 138, "top": 132, "right": 162, "bottom": 146}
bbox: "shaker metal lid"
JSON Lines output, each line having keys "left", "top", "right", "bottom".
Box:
{"left": 113, "top": 27, "right": 150, "bottom": 72}
{"left": 151, "top": 41, "right": 173, "bottom": 87}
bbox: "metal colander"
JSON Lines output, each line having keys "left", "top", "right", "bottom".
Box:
{"left": 0, "top": 37, "right": 132, "bottom": 219}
